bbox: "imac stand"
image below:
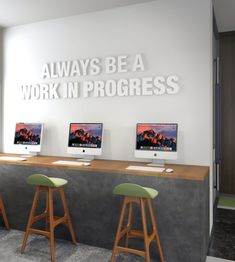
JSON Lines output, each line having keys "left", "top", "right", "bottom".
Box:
{"left": 147, "top": 159, "right": 165, "bottom": 167}
{"left": 21, "top": 152, "right": 39, "bottom": 158}
{"left": 76, "top": 155, "right": 95, "bottom": 162}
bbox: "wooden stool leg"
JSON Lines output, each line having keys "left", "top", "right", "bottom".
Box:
{"left": 59, "top": 188, "right": 76, "bottom": 244}
{"left": 0, "top": 197, "right": 10, "bottom": 230}
{"left": 140, "top": 198, "right": 150, "bottom": 262}
{"left": 21, "top": 187, "right": 40, "bottom": 254}
{"left": 111, "top": 197, "right": 128, "bottom": 262}
{"left": 147, "top": 199, "right": 164, "bottom": 262}
{"left": 49, "top": 188, "right": 55, "bottom": 261}
{"left": 125, "top": 202, "right": 133, "bottom": 250}
{"left": 45, "top": 190, "right": 49, "bottom": 233}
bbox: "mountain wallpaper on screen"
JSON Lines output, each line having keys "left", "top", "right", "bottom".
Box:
{"left": 14, "top": 127, "right": 41, "bottom": 144}
{"left": 69, "top": 128, "right": 102, "bottom": 148}
{"left": 136, "top": 129, "right": 177, "bottom": 151}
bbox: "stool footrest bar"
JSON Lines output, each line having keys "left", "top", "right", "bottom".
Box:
{"left": 33, "top": 212, "right": 47, "bottom": 222}
{"left": 116, "top": 246, "right": 145, "bottom": 257}
{"left": 54, "top": 216, "right": 67, "bottom": 227}
{"left": 119, "top": 227, "right": 129, "bottom": 240}
{"left": 29, "top": 228, "right": 50, "bottom": 237}
{"left": 148, "top": 232, "right": 156, "bottom": 243}
{"left": 128, "top": 229, "right": 144, "bottom": 238}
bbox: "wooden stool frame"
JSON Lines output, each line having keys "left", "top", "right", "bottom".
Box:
{"left": 0, "top": 197, "right": 10, "bottom": 230}
{"left": 111, "top": 196, "right": 164, "bottom": 262}
{"left": 21, "top": 186, "right": 76, "bottom": 261}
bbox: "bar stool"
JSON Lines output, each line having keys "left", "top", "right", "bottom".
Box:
{"left": 0, "top": 196, "right": 10, "bottom": 230}
{"left": 111, "top": 183, "right": 164, "bottom": 262}
{"left": 21, "top": 174, "right": 76, "bottom": 261}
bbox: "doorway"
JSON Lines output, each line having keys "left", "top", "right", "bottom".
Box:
{"left": 219, "top": 31, "right": 235, "bottom": 194}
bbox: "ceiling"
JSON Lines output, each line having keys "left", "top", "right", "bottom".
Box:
{"left": 1, "top": 0, "right": 233, "bottom": 32}
{"left": 0, "top": 0, "right": 155, "bottom": 28}
{"left": 213, "top": 0, "right": 235, "bottom": 32}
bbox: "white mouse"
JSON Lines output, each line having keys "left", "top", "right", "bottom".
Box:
{"left": 165, "top": 168, "right": 174, "bottom": 173}
{"left": 82, "top": 163, "right": 91, "bottom": 166}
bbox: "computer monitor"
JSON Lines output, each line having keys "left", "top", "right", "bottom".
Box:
{"left": 14, "top": 123, "right": 43, "bottom": 155}
{"left": 67, "top": 123, "right": 103, "bottom": 160}
{"left": 135, "top": 123, "right": 178, "bottom": 166}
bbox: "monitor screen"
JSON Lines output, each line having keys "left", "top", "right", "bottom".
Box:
{"left": 136, "top": 123, "right": 177, "bottom": 152}
{"left": 14, "top": 123, "right": 43, "bottom": 146}
{"left": 68, "top": 123, "right": 103, "bottom": 149}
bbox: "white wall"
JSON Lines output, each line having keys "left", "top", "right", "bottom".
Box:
{"left": 3, "top": 0, "right": 212, "bottom": 165}
{"left": 2, "top": 0, "right": 213, "bottom": 227}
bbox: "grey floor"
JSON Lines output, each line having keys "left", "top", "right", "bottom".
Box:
{"left": 208, "top": 208, "right": 235, "bottom": 261}
{"left": 0, "top": 228, "right": 233, "bottom": 262}
{"left": 207, "top": 258, "right": 234, "bottom": 262}
{"left": 0, "top": 228, "right": 153, "bottom": 262}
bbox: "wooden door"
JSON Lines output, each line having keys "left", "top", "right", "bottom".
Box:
{"left": 220, "top": 31, "right": 235, "bottom": 193}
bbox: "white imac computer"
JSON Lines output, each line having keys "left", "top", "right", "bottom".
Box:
{"left": 67, "top": 123, "right": 103, "bottom": 161}
{"left": 14, "top": 123, "right": 43, "bottom": 156}
{"left": 135, "top": 123, "right": 178, "bottom": 166}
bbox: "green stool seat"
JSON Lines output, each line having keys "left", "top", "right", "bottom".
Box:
{"left": 26, "top": 174, "right": 68, "bottom": 188}
{"left": 113, "top": 183, "right": 158, "bottom": 199}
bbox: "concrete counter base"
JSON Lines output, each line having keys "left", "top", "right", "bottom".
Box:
{"left": 0, "top": 164, "right": 209, "bottom": 262}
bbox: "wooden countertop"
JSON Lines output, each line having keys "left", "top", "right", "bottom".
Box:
{"left": 0, "top": 153, "right": 209, "bottom": 181}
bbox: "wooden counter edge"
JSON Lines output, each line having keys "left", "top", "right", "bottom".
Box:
{"left": 0, "top": 154, "right": 209, "bottom": 181}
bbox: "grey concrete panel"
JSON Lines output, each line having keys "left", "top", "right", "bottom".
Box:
{"left": 0, "top": 164, "right": 209, "bottom": 262}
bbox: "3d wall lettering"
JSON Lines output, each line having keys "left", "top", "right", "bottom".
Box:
{"left": 21, "top": 54, "right": 180, "bottom": 100}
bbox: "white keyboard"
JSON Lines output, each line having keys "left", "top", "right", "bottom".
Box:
{"left": 0, "top": 156, "right": 26, "bottom": 161}
{"left": 126, "top": 165, "right": 165, "bottom": 172}
{"left": 52, "top": 160, "right": 91, "bottom": 166}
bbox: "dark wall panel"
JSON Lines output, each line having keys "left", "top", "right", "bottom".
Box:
{"left": 220, "top": 31, "right": 235, "bottom": 193}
